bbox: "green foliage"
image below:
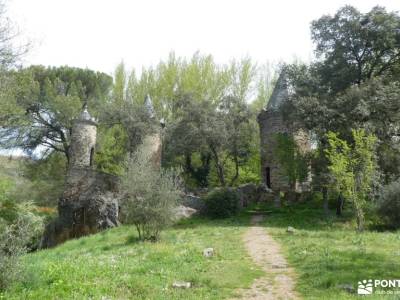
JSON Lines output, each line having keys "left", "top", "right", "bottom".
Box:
{"left": 109, "top": 54, "right": 269, "bottom": 188}
{"left": 0, "top": 66, "right": 112, "bottom": 159}
{"left": 284, "top": 6, "right": 400, "bottom": 183}
{"left": 377, "top": 179, "right": 400, "bottom": 228}
{"left": 325, "top": 129, "right": 377, "bottom": 231}
{"left": 203, "top": 188, "right": 240, "bottom": 218}
{"left": 311, "top": 5, "right": 400, "bottom": 92}
{"left": 0, "top": 201, "right": 44, "bottom": 291}
{"left": 21, "top": 153, "right": 66, "bottom": 206}
{"left": 95, "top": 125, "right": 128, "bottom": 175}
{"left": 275, "top": 133, "right": 309, "bottom": 188}
{"left": 120, "top": 140, "right": 182, "bottom": 241}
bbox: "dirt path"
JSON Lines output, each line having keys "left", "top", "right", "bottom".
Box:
{"left": 233, "top": 214, "right": 300, "bottom": 300}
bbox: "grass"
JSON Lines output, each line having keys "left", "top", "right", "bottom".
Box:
{"left": 0, "top": 216, "right": 262, "bottom": 300}
{"left": 256, "top": 201, "right": 400, "bottom": 299}
{"left": 2, "top": 191, "right": 399, "bottom": 299}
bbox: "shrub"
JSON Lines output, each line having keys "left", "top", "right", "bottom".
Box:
{"left": 204, "top": 188, "right": 240, "bottom": 218}
{"left": 377, "top": 179, "right": 400, "bottom": 228}
{"left": 120, "top": 140, "right": 182, "bottom": 241}
{"left": 0, "top": 201, "right": 44, "bottom": 291}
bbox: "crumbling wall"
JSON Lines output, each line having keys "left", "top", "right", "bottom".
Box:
{"left": 41, "top": 169, "right": 120, "bottom": 248}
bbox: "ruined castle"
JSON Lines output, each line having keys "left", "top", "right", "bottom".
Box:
{"left": 41, "top": 97, "right": 163, "bottom": 248}
{"left": 257, "top": 71, "right": 311, "bottom": 196}
{"left": 41, "top": 105, "right": 120, "bottom": 248}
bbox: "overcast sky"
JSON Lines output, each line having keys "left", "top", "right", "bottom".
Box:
{"left": 8, "top": 0, "right": 400, "bottom": 76}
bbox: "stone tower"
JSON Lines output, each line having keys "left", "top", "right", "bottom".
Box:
{"left": 41, "top": 105, "right": 120, "bottom": 248}
{"left": 143, "top": 94, "right": 163, "bottom": 167}
{"left": 257, "top": 71, "right": 311, "bottom": 196}
{"left": 68, "top": 104, "right": 97, "bottom": 169}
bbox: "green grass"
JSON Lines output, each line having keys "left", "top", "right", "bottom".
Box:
{"left": 0, "top": 216, "right": 262, "bottom": 300}
{"left": 2, "top": 195, "right": 399, "bottom": 299}
{"left": 257, "top": 202, "right": 400, "bottom": 299}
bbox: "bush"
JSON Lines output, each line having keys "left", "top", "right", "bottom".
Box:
{"left": 120, "top": 140, "right": 182, "bottom": 241}
{"left": 204, "top": 188, "right": 240, "bottom": 218}
{"left": 377, "top": 179, "right": 400, "bottom": 228}
{"left": 0, "top": 202, "right": 44, "bottom": 291}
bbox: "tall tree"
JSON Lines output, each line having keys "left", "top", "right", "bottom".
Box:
{"left": 312, "top": 5, "right": 400, "bottom": 92}
{"left": 283, "top": 6, "right": 400, "bottom": 182}
{"left": 0, "top": 0, "right": 29, "bottom": 68}
{"left": 0, "top": 66, "right": 112, "bottom": 161}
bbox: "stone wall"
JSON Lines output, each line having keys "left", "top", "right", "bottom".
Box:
{"left": 143, "top": 133, "right": 162, "bottom": 168}
{"left": 258, "top": 109, "right": 291, "bottom": 192}
{"left": 258, "top": 109, "right": 311, "bottom": 193}
{"left": 41, "top": 168, "right": 120, "bottom": 248}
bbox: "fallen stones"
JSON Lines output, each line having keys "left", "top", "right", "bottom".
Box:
{"left": 173, "top": 205, "right": 197, "bottom": 220}
{"left": 337, "top": 283, "right": 355, "bottom": 293}
{"left": 203, "top": 247, "right": 214, "bottom": 257}
{"left": 286, "top": 226, "right": 296, "bottom": 234}
{"left": 172, "top": 281, "right": 191, "bottom": 289}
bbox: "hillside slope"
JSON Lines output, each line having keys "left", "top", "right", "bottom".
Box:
{"left": 1, "top": 217, "right": 262, "bottom": 300}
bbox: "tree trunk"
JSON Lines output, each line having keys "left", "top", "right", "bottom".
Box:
{"left": 323, "top": 186, "right": 329, "bottom": 215}
{"left": 336, "top": 193, "right": 344, "bottom": 216}
{"left": 210, "top": 145, "right": 225, "bottom": 186}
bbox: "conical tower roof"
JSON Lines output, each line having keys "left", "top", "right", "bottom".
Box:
{"left": 144, "top": 94, "right": 155, "bottom": 119}
{"left": 266, "top": 71, "right": 289, "bottom": 111}
{"left": 77, "top": 103, "right": 97, "bottom": 125}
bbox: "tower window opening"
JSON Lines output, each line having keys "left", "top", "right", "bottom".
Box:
{"left": 90, "top": 147, "right": 94, "bottom": 166}
{"left": 266, "top": 167, "right": 271, "bottom": 189}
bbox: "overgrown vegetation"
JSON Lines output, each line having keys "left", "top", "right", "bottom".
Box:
{"left": 120, "top": 141, "right": 182, "bottom": 241}
{"left": 275, "top": 133, "right": 309, "bottom": 189}
{"left": 377, "top": 179, "right": 400, "bottom": 229}
{"left": 325, "top": 129, "right": 377, "bottom": 231}
{"left": 0, "top": 200, "right": 44, "bottom": 291}
{"left": 203, "top": 188, "right": 240, "bottom": 218}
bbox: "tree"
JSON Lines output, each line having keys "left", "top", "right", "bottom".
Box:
{"left": 0, "top": 66, "right": 112, "bottom": 161}
{"left": 325, "top": 129, "right": 377, "bottom": 231}
{"left": 120, "top": 140, "right": 182, "bottom": 241}
{"left": 0, "top": 0, "right": 29, "bottom": 68}
{"left": 284, "top": 64, "right": 400, "bottom": 181}
{"left": 312, "top": 5, "right": 400, "bottom": 92}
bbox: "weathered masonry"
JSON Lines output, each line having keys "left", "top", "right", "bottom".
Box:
{"left": 257, "top": 71, "right": 311, "bottom": 195}
{"left": 41, "top": 105, "right": 119, "bottom": 248}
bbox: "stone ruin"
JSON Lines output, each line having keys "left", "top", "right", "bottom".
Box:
{"left": 257, "top": 70, "right": 311, "bottom": 202}
{"left": 41, "top": 96, "right": 165, "bottom": 248}
{"left": 41, "top": 105, "right": 120, "bottom": 248}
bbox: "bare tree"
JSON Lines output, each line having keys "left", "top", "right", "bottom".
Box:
{"left": 0, "top": 0, "right": 30, "bottom": 68}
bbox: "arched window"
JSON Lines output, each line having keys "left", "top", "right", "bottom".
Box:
{"left": 265, "top": 167, "right": 271, "bottom": 189}
{"left": 90, "top": 147, "right": 94, "bottom": 166}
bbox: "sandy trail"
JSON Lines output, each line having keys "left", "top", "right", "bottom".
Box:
{"left": 233, "top": 214, "right": 300, "bottom": 300}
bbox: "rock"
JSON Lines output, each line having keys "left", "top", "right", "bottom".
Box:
{"left": 181, "top": 194, "right": 205, "bottom": 211}
{"left": 286, "top": 226, "right": 295, "bottom": 234}
{"left": 272, "top": 263, "right": 287, "bottom": 269}
{"left": 337, "top": 283, "right": 355, "bottom": 293}
{"left": 172, "top": 281, "right": 191, "bottom": 289}
{"left": 203, "top": 248, "right": 214, "bottom": 257}
{"left": 40, "top": 169, "right": 120, "bottom": 249}
{"left": 174, "top": 205, "right": 197, "bottom": 220}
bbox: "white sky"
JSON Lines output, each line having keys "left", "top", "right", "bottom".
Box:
{"left": 7, "top": 0, "right": 400, "bottom": 76}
